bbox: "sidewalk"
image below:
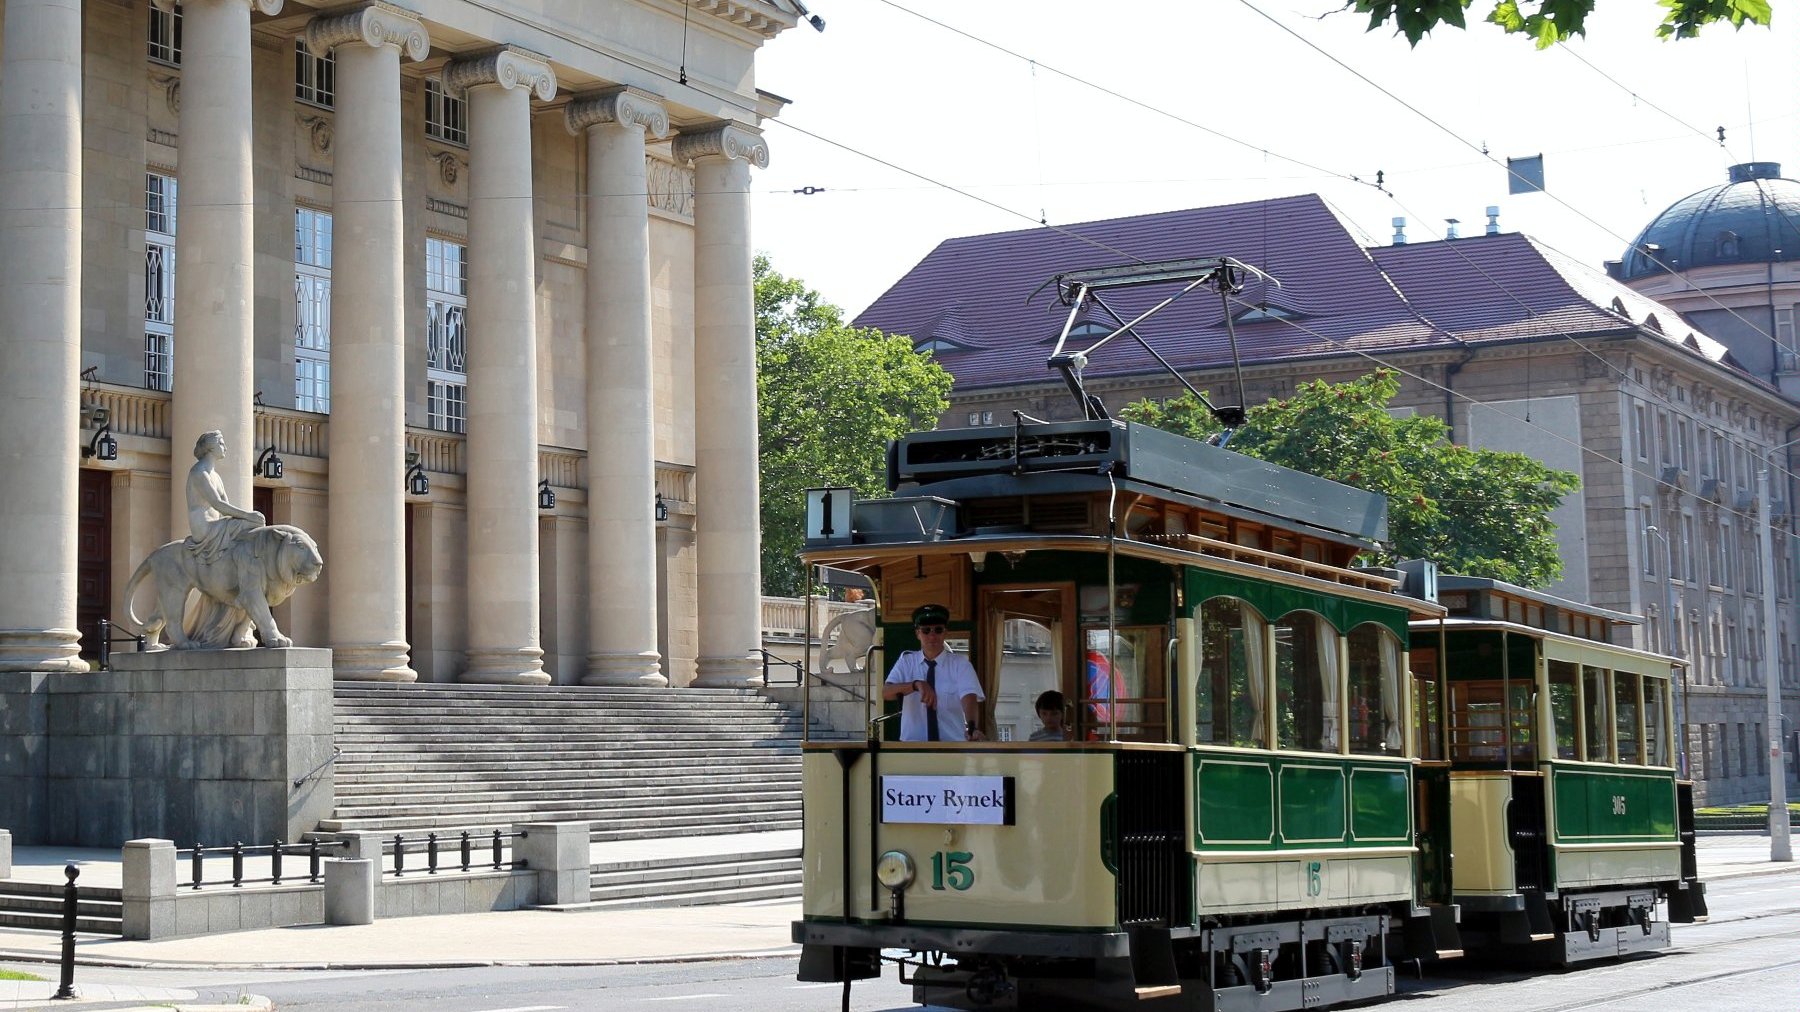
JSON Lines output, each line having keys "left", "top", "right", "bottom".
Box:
{"left": 0, "top": 833, "right": 1790, "bottom": 974}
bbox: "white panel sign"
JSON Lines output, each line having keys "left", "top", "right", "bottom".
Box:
{"left": 805, "top": 487, "right": 854, "bottom": 543}
{"left": 881, "top": 775, "right": 1015, "bottom": 825}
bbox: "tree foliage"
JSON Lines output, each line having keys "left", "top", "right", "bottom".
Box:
{"left": 1349, "top": 0, "right": 1771, "bottom": 48}
{"left": 1119, "top": 370, "right": 1580, "bottom": 587}
{"left": 756, "top": 256, "right": 954, "bottom": 596}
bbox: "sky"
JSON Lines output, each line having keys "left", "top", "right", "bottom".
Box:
{"left": 746, "top": 0, "right": 1800, "bottom": 320}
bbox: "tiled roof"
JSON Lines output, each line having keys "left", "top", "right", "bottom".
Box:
{"left": 1375, "top": 232, "right": 1733, "bottom": 364}
{"left": 853, "top": 194, "right": 1450, "bottom": 391}
{"left": 855, "top": 193, "right": 1750, "bottom": 393}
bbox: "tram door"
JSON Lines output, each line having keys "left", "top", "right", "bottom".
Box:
{"left": 978, "top": 584, "right": 1075, "bottom": 742}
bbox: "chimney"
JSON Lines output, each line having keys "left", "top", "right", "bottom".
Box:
{"left": 1445, "top": 218, "right": 1461, "bottom": 240}
{"left": 1391, "top": 217, "right": 1407, "bottom": 245}
{"left": 1485, "top": 205, "right": 1500, "bottom": 236}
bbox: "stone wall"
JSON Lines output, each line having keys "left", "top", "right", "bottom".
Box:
{"left": 0, "top": 649, "right": 334, "bottom": 847}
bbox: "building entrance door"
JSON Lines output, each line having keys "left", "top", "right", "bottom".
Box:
{"left": 76, "top": 469, "right": 112, "bottom": 664}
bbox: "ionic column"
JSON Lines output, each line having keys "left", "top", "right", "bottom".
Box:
{"left": 672, "top": 123, "right": 768, "bottom": 688}
{"left": 0, "top": 0, "right": 85, "bottom": 672}
{"left": 445, "top": 47, "right": 556, "bottom": 685}
{"left": 566, "top": 89, "right": 669, "bottom": 687}
{"left": 307, "top": 4, "right": 428, "bottom": 682}
{"left": 165, "top": 0, "right": 282, "bottom": 537}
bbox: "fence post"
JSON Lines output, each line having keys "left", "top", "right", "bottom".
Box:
{"left": 513, "top": 822, "right": 591, "bottom": 906}
{"left": 120, "top": 839, "right": 176, "bottom": 941}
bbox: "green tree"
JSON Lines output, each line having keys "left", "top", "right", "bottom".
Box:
{"left": 1119, "top": 370, "right": 1579, "bottom": 587}
{"left": 1350, "top": 0, "right": 1770, "bottom": 48}
{"left": 756, "top": 256, "right": 954, "bottom": 596}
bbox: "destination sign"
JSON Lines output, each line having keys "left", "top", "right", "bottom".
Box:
{"left": 881, "top": 775, "right": 1015, "bottom": 825}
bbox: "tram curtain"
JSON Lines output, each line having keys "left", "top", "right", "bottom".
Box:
{"left": 1317, "top": 621, "right": 1340, "bottom": 752}
{"left": 1242, "top": 602, "right": 1266, "bottom": 747}
{"left": 1379, "top": 631, "right": 1402, "bottom": 751}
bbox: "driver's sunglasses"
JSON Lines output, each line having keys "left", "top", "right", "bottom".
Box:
{"left": 916, "top": 625, "right": 947, "bottom": 635}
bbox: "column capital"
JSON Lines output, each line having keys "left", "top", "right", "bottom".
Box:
{"left": 565, "top": 86, "right": 669, "bottom": 140}
{"left": 152, "top": 0, "right": 285, "bottom": 13}
{"left": 444, "top": 45, "right": 557, "bottom": 102}
{"left": 673, "top": 122, "right": 769, "bottom": 169}
{"left": 306, "top": 3, "right": 429, "bottom": 61}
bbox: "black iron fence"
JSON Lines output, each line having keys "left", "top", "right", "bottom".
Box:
{"left": 384, "top": 829, "right": 528, "bottom": 878}
{"left": 177, "top": 840, "right": 349, "bottom": 890}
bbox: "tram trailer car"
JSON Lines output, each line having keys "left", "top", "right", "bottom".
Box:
{"left": 1407, "top": 578, "right": 1707, "bottom": 964}
{"left": 793, "top": 419, "right": 1462, "bottom": 1012}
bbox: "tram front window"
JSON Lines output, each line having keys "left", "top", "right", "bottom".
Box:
{"left": 1615, "top": 673, "right": 1642, "bottom": 764}
{"left": 991, "top": 618, "right": 1058, "bottom": 742}
{"left": 1548, "top": 661, "right": 1579, "bottom": 759}
{"left": 1198, "top": 598, "right": 1265, "bottom": 748}
{"left": 1643, "top": 678, "right": 1669, "bottom": 766}
{"left": 1583, "top": 666, "right": 1612, "bottom": 762}
{"left": 1346, "top": 625, "right": 1402, "bottom": 755}
{"left": 1081, "top": 627, "right": 1165, "bottom": 741}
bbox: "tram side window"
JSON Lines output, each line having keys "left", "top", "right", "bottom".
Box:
{"left": 1274, "top": 611, "right": 1337, "bottom": 753}
{"left": 1448, "top": 680, "right": 1536, "bottom": 764}
{"left": 1196, "top": 598, "right": 1266, "bottom": 748}
{"left": 1643, "top": 679, "right": 1669, "bottom": 766}
{"left": 1410, "top": 646, "right": 1442, "bottom": 761}
{"left": 1548, "top": 660, "right": 1579, "bottom": 759}
{"left": 1614, "top": 673, "right": 1642, "bottom": 764}
{"left": 1583, "top": 666, "right": 1612, "bottom": 762}
{"left": 1346, "top": 625, "right": 1403, "bottom": 755}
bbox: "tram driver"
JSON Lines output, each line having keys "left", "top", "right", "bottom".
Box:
{"left": 882, "top": 603, "right": 987, "bottom": 742}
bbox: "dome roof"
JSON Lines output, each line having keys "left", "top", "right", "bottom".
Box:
{"left": 1614, "top": 162, "right": 1800, "bottom": 281}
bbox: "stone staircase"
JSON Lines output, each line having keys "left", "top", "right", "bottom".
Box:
{"left": 320, "top": 683, "right": 810, "bottom": 906}
{"left": 0, "top": 880, "right": 122, "bottom": 935}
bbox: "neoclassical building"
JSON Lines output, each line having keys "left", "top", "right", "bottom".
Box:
{"left": 0, "top": 0, "right": 802, "bottom": 686}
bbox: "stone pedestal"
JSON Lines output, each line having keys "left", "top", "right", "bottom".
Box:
{"left": 0, "top": 649, "right": 334, "bottom": 846}
{"left": 323, "top": 857, "right": 376, "bottom": 925}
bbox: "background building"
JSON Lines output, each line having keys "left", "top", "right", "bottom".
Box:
{"left": 857, "top": 191, "right": 1800, "bottom": 803}
{"left": 2, "top": 0, "right": 803, "bottom": 688}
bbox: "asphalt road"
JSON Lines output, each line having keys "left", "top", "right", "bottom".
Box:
{"left": 6, "top": 869, "right": 1796, "bottom": 1011}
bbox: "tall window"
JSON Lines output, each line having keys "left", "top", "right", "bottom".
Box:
{"left": 144, "top": 172, "right": 177, "bottom": 392}
{"left": 294, "top": 39, "right": 335, "bottom": 107}
{"left": 148, "top": 5, "right": 181, "bottom": 65}
{"left": 425, "top": 237, "right": 468, "bottom": 433}
{"left": 425, "top": 78, "right": 467, "bottom": 145}
{"left": 1632, "top": 403, "right": 1649, "bottom": 461}
{"left": 1677, "top": 418, "right": 1692, "bottom": 471}
{"left": 1656, "top": 412, "right": 1671, "bottom": 465}
{"left": 294, "top": 208, "right": 332, "bottom": 413}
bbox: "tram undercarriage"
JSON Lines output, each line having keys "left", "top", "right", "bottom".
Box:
{"left": 800, "top": 907, "right": 1444, "bottom": 1012}
{"left": 1459, "top": 882, "right": 1705, "bottom": 965}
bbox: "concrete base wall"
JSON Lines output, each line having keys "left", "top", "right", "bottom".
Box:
{"left": 0, "top": 649, "right": 335, "bottom": 847}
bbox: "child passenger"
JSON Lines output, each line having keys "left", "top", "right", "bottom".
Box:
{"left": 1029, "top": 690, "right": 1072, "bottom": 742}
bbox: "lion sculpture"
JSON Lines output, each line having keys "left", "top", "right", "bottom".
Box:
{"left": 819, "top": 601, "right": 878, "bottom": 675}
{"left": 124, "top": 524, "right": 324, "bottom": 650}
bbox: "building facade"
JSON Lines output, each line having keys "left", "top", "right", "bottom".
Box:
{"left": 0, "top": 0, "right": 800, "bottom": 687}
{"left": 855, "top": 194, "right": 1800, "bottom": 804}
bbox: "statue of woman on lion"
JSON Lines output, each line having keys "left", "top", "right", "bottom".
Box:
{"left": 124, "top": 431, "right": 323, "bottom": 650}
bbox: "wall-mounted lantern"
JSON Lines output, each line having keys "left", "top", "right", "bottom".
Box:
{"left": 405, "top": 451, "right": 429, "bottom": 497}
{"left": 255, "top": 445, "right": 284, "bottom": 480}
{"left": 654, "top": 491, "right": 669, "bottom": 523}
{"left": 538, "top": 478, "right": 556, "bottom": 511}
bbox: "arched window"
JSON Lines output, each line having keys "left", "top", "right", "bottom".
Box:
{"left": 1274, "top": 611, "right": 1338, "bottom": 752}
{"left": 1345, "top": 624, "right": 1402, "bottom": 755}
{"left": 1196, "top": 597, "right": 1267, "bottom": 748}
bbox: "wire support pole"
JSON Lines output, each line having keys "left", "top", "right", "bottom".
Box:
{"left": 1757, "top": 467, "right": 1792, "bottom": 861}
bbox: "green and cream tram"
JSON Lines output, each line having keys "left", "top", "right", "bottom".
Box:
{"left": 792, "top": 419, "right": 1460, "bottom": 1011}
{"left": 1409, "top": 577, "right": 1708, "bottom": 963}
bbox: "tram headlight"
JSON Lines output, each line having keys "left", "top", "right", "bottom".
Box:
{"left": 876, "top": 850, "right": 915, "bottom": 890}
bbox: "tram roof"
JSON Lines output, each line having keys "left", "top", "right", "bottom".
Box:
{"left": 1431, "top": 575, "right": 1640, "bottom": 627}
{"left": 1413, "top": 617, "right": 1685, "bottom": 672}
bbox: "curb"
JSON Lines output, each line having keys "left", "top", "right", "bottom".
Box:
{"left": 113, "top": 999, "right": 273, "bottom": 1012}
{"left": 0, "top": 945, "right": 802, "bottom": 972}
